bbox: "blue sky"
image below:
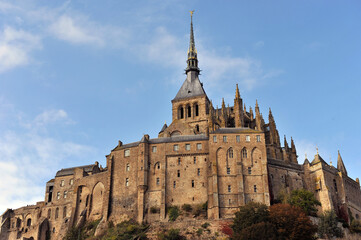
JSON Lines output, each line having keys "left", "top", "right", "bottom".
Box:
{"left": 0, "top": 0, "right": 360, "bottom": 213}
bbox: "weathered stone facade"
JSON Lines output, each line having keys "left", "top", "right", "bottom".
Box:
{"left": 1, "top": 15, "right": 361, "bottom": 240}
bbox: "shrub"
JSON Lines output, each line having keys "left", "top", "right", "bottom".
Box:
{"left": 318, "top": 210, "right": 343, "bottom": 239}
{"left": 220, "top": 221, "right": 233, "bottom": 238}
{"left": 157, "top": 228, "right": 184, "bottom": 240}
{"left": 201, "top": 222, "right": 210, "bottom": 229}
{"left": 350, "top": 219, "right": 361, "bottom": 234}
{"left": 181, "top": 204, "right": 192, "bottom": 212}
{"left": 288, "top": 189, "right": 321, "bottom": 216}
{"left": 101, "top": 220, "right": 148, "bottom": 240}
{"left": 233, "top": 221, "right": 277, "bottom": 240}
{"left": 196, "top": 228, "right": 203, "bottom": 236}
{"left": 168, "top": 206, "right": 179, "bottom": 222}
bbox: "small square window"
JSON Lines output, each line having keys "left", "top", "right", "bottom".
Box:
{"left": 227, "top": 167, "right": 231, "bottom": 175}
{"left": 57, "top": 192, "right": 60, "bottom": 199}
{"left": 256, "top": 135, "right": 261, "bottom": 142}
{"left": 173, "top": 144, "right": 179, "bottom": 151}
{"left": 197, "top": 168, "right": 200, "bottom": 176}
{"left": 197, "top": 143, "right": 202, "bottom": 150}
{"left": 152, "top": 146, "right": 157, "bottom": 153}
{"left": 124, "top": 149, "right": 130, "bottom": 157}
{"left": 185, "top": 144, "right": 191, "bottom": 151}
{"left": 178, "top": 158, "right": 181, "bottom": 165}
{"left": 248, "top": 167, "right": 252, "bottom": 174}
{"left": 177, "top": 170, "right": 180, "bottom": 177}
{"left": 60, "top": 180, "right": 64, "bottom": 187}
{"left": 173, "top": 181, "right": 176, "bottom": 188}
{"left": 156, "top": 178, "right": 160, "bottom": 185}
{"left": 213, "top": 136, "right": 217, "bottom": 143}
{"left": 223, "top": 136, "right": 227, "bottom": 142}
{"left": 228, "top": 185, "right": 231, "bottom": 193}
{"left": 69, "top": 179, "right": 73, "bottom": 185}
{"left": 236, "top": 135, "right": 240, "bottom": 142}
{"left": 194, "top": 157, "right": 196, "bottom": 164}
{"left": 246, "top": 135, "right": 251, "bottom": 142}
{"left": 64, "top": 191, "right": 67, "bottom": 199}
{"left": 254, "top": 185, "right": 257, "bottom": 192}
{"left": 126, "top": 163, "right": 130, "bottom": 171}
{"left": 125, "top": 178, "right": 129, "bottom": 187}
{"left": 192, "top": 180, "right": 195, "bottom": 188}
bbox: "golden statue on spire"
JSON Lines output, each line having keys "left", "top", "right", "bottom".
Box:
{"left": 190, "top": 10, "right": 195, "bottom": 17}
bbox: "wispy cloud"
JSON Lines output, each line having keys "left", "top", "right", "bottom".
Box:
{"left": 0, "top": 26, "right": 41, "bottom": 73}
{"left": 0, "top": 100, "right": 95, "bottom": 214}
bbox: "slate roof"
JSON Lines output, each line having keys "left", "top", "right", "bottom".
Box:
{"left": 173, "top": 76, "right": 206, "bottom": 101}
{"left": 56, "top": 164, "right": 96, "bottom": 177}
{"left": 213, "top": 127, "right": 262, "bottom": 134}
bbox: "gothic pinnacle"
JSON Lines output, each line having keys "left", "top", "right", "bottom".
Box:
{"left": 235, "top": 84, "right": 240, "bottom": 99}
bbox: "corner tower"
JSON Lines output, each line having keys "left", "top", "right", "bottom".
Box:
{"left": 169, "top": 11, "right": 210, "bottom": 136}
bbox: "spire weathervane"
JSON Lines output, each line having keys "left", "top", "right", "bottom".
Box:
{"left": 190, "top": 10, "right": 194, "bottom": 17}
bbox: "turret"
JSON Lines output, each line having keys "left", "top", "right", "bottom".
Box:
{"left": 337, "top": 150, "right": 348, "bottom": 175}
{"left": 234, "top": 84, "right": 244, "bottom": 127}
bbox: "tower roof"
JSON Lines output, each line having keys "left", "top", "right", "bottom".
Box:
{"left": 337, "top": 150, "right": 348, "bottom": 175}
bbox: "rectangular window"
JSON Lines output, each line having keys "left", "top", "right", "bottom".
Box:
{"left": 178, "top": 158, "right": 181, "bottom": 165}
{"left": 254, "top": 185, "right": 257, "bottom": 192}
{"left": 228, "top": 185, "right": 231, "bottom": 193}
{"left": 192, "top": 180, "right": 195, "bottom": 188}
{"left": 229, "top": 199, "right": 231, "bottom": 204}
{"left": 256, "top": 135, "right": 261, "bottom": 142}
{"left": 246, "top": 135, "right": 251, "bottom": 142}
{"left": 185, "top": 144, "right": 191, "bottom": 151}
{"left": 126, "top": 163, "right": 130, "bottom": 171}
{"left": 69, "top": 179, "right": 73, "bottom": 185}
{"left": 197, "top": 168, "right": 200, "bottom": 176}
{"left": 57, "top": 192, "right": 60, "bottom": 200}
{"left": 248, "top": 167, "right": 252, "bottom": 174}
{"left": 236, "top": 135, "right": 240, "bottom": 142}
{"left": 152, "top": 146, "right": 157, "bottom": 153}
{"left": 177, "top": 170, "right": 180, "bottom": 177}
{"left": 173, "top": 181, "right": 176, "bottom": 188}
{"left": 194, "top": 157, "right": 197, "bottom": 164}
{"left": 197, "top": 143, "right": 202, "bottom": 150}
{"left": 124, "top": 149, "right": 130, "bottom": 157}
{"left": 64, "top": 191, "right": 67, "bottom": 199}
{"left": 227, "top": 167, "right": 231, "bottom": 175}
{"left": 173, "top": 144, "right": 179, "bottom": 151}
{"left": 125, "top": 178, "right": 129, "bottom": 187}
{"left": 156, "top": 178, "right": 160, "bottom": 185}
{"left": 213, "top": 136, "right": 217, "bottom": 143}
{"left": 223, "top": 136, "right": 227, "bottom": 142}
{"left": 60, "top": 180, "right": 64, "bottom": 187}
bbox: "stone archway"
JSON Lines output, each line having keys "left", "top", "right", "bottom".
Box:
{"left": 90, "top": 182, "right": 105, "bottom": 220}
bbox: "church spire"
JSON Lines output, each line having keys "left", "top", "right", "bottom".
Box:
{"left": 185, "top": 11, "right": 200, "bottom": 74}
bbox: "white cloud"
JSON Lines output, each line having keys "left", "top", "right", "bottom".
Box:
{"left": 49, "top": 15, "right": 104, "bottom": 46}
{"left": 0, "top": 102, "right": 95, "bottom": 214}
{"left": 0, "top": 26, "right": 41, "bottom": 73}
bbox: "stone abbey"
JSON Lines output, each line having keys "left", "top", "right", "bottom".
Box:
{"left": 1, "top": 15, "right": 361, "bottom": 240}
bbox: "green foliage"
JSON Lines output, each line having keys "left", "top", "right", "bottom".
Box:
{"left": 288, "top": 189, "right": 321, "bottom": 216}
{"left": 63, "top": 219, "right": 101, "bottom": 240}
{"left": 231, "top": 202, "right": 270, "bottom": 235}
{"left": 350, "top": 219, "right": 361, "bottom": 234}
{"left": 150, "top": 206, "right": 160, "bottom": 214}
{"left": 157, "top": 228, "right": 184, "bottom": 240}
{"left": 318, "top": 210, "right": 343, "bottom": 239}
{"left": 101, "top": 220, "right": 148, "bottom": 240}
{"left": 201, "top": 222, "right": 210, "bottom": 229}
{"left": 233, "top": 221, "right": 277, "bottom": 240}
{"left": 181, "top": 204, "right": 192, "bottom": 212}
{"left": 196, "top": 228, "right": 203, "bottom": 236}
{"left": 168, "top": 206, "right": 179, "bottom": 222}
{"left": 192, "top": 202, "right": 207, "bottom": 217}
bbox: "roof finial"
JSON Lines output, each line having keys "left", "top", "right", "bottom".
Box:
{"left": 316, "top": 146, "right": 319, "bottom": 154}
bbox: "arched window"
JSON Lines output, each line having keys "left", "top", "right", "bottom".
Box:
{"left": 187, "top": 105, "right": 191, "bottom": 117}
{"left": 16, "top": 218, "right": 21, "bottom": 228}
{"left": 195, "top": 125, "right": 199, "bottom": 132}
{"left": 63, "top": 206, "right": 67, "bottom": 218}
{"left": 179, "top": 106, "right": 184, "bottom": 119}
{"left": 26, "top": 218, "right": 31, "bottom": 227}
{"left": 228, "top": 148, "right": 234, "bottom": 158}
{"left": 55, "top": 208, "right": 59, "bottom": 219}
{"left": 242, "top": 148, "right": 247, "bottom": 158}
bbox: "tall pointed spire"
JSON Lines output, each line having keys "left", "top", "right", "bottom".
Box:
{"left": 235, "top": 84, "right": 240, "bottom": 99}
{"left": 186, "top": 10, "right": 200, "bottom": 74}
{"left": 337, "top": 150, "right": 348, "bottom": 175}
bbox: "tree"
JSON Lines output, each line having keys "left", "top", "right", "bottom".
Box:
{"left": 269, "top": 204, "right": 317, "bottom": 240}
{"left": 231, "top": 202, "right": 270, "bottom": 236}
{"left": 318, "top": 210, "right": 343, "bottom": 239}
{"left": 350, "top": 219, "right": 361, "bottom": 234}
{"left": 288, "top": 189, "right": 321, "bottom": 216}
{"left": 234, "top": 222, "right": 277, "bottom": 240}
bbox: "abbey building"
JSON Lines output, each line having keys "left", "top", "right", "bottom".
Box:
{"left": 1, "top": 15, "right": 361, "bottom": 240}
